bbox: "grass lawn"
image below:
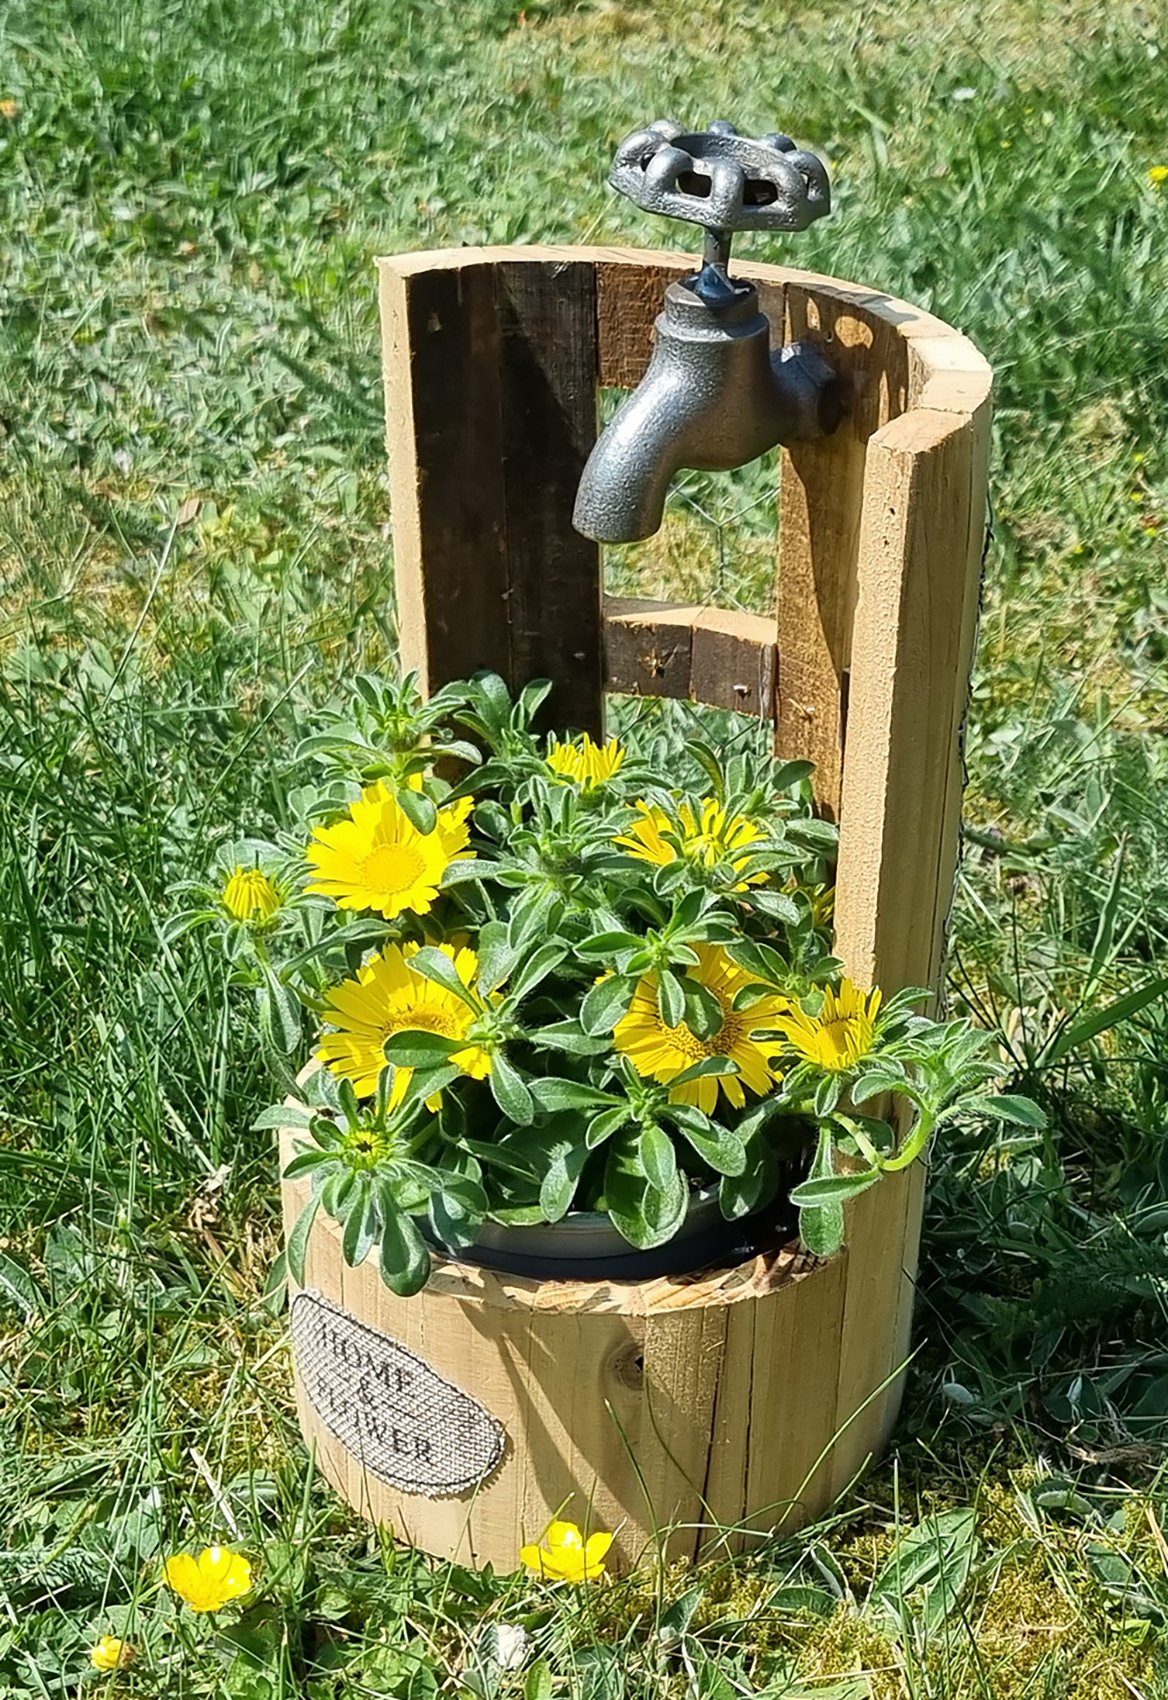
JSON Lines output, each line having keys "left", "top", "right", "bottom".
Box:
{"left": 3, "top": 0, "right": 1168, "bottom": 1693}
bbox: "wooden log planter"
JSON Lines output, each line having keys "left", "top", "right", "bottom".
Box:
{"left": 281, "top": 244, "right": 992, "bottom": 1571}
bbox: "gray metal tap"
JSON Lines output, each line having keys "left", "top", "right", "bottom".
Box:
{"left": 573, "top": 120, "right": 841, "bottom": 544}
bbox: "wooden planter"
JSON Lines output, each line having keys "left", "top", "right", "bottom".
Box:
{"left": 281, "top": 244, "right": 991, "bottom": 1571}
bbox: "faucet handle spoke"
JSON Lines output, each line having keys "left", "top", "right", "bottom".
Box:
{"left": 609, "top": 120, "right": 831, "bottom": 250}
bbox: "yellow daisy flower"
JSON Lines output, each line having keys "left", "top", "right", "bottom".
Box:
{"left": 221, "top": 865, "right": 282, "bottom": 922}
{"left": 520, "top": 1520, "right": 612, "bottom": 1582}
{"left": 778, "top": 979, "right": 882, "bottom": 1073}
{"left": 91, "top": 1637, "right": 135, "bottom": 1672}
{"left": 163, "top": 1546, "right": 252, "bottom": 1613}
{"left": 315, "top": 942, "right": 491, "bottom": 1102}
{"left": 547, "top": 734, "right": 625, "bottom": 789}
{"left": 306, "top": 782, "right": 473, "bottom": 920}
{"left": 613, "top": 943, "right": 788, "bottom": 1112}
{"left": 616, "top": 798, "right": 767, "bottom": 888}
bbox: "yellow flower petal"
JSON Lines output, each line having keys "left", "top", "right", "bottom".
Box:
{"left": 615, "top": 797, "right": 767, "bottom": 888}
{"left": 91, "top": 1636, "right": 134, "bottom": 1672}
{"left": 613, "top": 944, "right": 787, "bottom": 1110}
{"left": 777, "top": 978, "right": 882, "bottom": 1073}
{"left": 547, "top": 735, "right": 625, "bottom": 790}
{"left": 222, "top": 865, "right": 282, "bottom": 922}
{"left": 315, "top": 943, "right": 490, "bottom": 1102}
{"left": 164, "top": 1546, "right": 252, "bottom": 1612}
{"left": 521, "top": 1520, "right": 611, "bottom": 1582}
{"left": 306, "top": 782, "right": 472, "bottom": 920}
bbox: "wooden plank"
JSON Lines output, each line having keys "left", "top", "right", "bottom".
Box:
{"left": 495, "top": 261, "right": 603, "bottom": 732}
{"left": 380, "top": 261, "right": 510, "bottom": 691}
{"left": 603, "top": 596, "right": 777, "bottom": 717}
{"left": 774, "top": 283, "right": 912, "bottom": 816}
{"left": 831, "top": 401, "right": 991, "bottom": 996}
{"left": 378, "top": 255, "right": 604, "bottom": 733}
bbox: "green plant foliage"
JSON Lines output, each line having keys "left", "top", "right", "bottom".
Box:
{"left": 209, "top": 671, "right": 1034, "bottom": 1288}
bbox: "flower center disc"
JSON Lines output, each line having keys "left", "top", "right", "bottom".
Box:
{"left": 363, "top": 842, "right": 426, "bottom": 893}
{"left": 382, "top": 1002, "right": 463, "bottom": 1043}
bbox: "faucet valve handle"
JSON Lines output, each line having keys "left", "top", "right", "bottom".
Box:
{"left": 609, "top": 120, "right": 830, "bottom": 250}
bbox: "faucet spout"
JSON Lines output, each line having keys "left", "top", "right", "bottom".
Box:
{"left": 573, "top": 277, "right": 840, "bottom": 545}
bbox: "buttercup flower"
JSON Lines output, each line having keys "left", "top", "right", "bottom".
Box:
{"left": 306, "top": 782, "right": 472, "bottom": 920}
{"left": 547, "top": 734, "right": 624, "bottom": 790}
{"left": 164, "top": 1545, "right": 253, "bottom": 1613}
{"left": 1149, "top": 164, "right": 1168, "bottom": 186}
{"left": 520, "top": 1520, "right": 612, "bottom": 1582}
{"left": 614, "top": 943, "right": 788, "bottom": 1111}
{"left": 91, "top": 1637, "right": 135, "bottom": 1672}
{"left": 316, "top": 942, "right": 491, "bottom": 1101}
{"left": 221, "top": 865, "right": 282, "bottom": 923}
{"left": 778, "top": 978, "right": 882, "bottom": 1073}
{"left": 616, "top": 798, "right": 767, "bottom": 888}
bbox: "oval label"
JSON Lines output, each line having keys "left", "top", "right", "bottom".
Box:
{"left": 291, "top": 1289, "right": 506, "bottom": 1497}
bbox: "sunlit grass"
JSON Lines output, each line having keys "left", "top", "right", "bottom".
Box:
{"left": 1, "top": 0, "right": 1167, "bottom": 1692}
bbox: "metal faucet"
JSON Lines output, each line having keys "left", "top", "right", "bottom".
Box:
{"left": 573, "top": 120, "right": 842, "bottom": 544}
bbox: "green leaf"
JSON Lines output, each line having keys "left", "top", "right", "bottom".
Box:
{"left": 342, "top": 1182, "right": 377, "bottom": 1268}
{"left": 525, "top": 1662, "right": 553, "bottom": 1700}
{"left": 286, "top": 1195, "right": 321, "bottom": 1285}
{"left": 813, "top": 1071, "right": 843, "bottom": 1117}
{"left": 581, "top": 974, "right": 636, "bottom": 1036}
{"left": 799, "top": 1200, "right": 846, "bottom": 1258}
{"left": 790, "top": 1169, "right": 881, "bottom": 1207}
{"left": 530, "top": 1077, "right": 620, "bottom": 1112}
{"left": 850, "top": 1070, "right": 905, "bottom": 1105}
{"left": 586, "top": 1106, "right": 631, "bottom": 1148}
{"left": 961, "top": 1092, "right": 1047, "bottom": 1128}
{"left": 382, "top": 1029, "right": 464, "bottom": 1068}
{"left": 475, "top": 919, "right": 517, "bottom": 995}
{"left": 508, "top": 940, "right": 568, "bottom": 1003}
{"left": 281, "top": 1147, "right": 336, "bottom": 1180}
{"left": 637, "top": 1121, "right": 678, "bottom": 1193}
{"left": 719, "top": 1134, "right": 780, "bottom": 1220}
{"left": 605, "top": 1134, "right": 688, "bottom": 1250}
{"left": 577, "top": 930, "right": 643, "bottom": 958}
{"left": 252, "top": 1103, "right": 315, "bottom": 1131}
{"left": 257, "top": 968, "right": 302, "bottom": 1054}
{"left": 539, "top": 1138, "right": 589, "bottom": 1222}
{"left": 0, "top": 1250, "right": 44, "bottom": 1318}
{"left": 748, "top": 888, "right": 802, "bottom": 926}
{"left": 668, "top": 1055, "right": 738, "bottom": 1087}
{"left": 680, "top": 975, "right": 723, "bottom": 1039}
{"left": 529, "top": 1021, "right": 612, "bottom": 1056}
{"left": 409, "top": 946, "right": 481, "bottom": 1010}
{"left": 798, "top": 1129, "right": 846, "bottom": 1258}
{"left": 429, "top": 1179, "right": 486, "bottom": 1252}
{"left": 490, "top": 1051, "right": 535, "bottom": 1125}
{"left": 871, "top": 1509, "right": 978, "bottom": 1633}
{"left": 397, "top": 787, "right": 438, "bottom": 835}
{"left": 658, "top": 967, "right": 686, "bottom": 1028}
{"left": 668, "top": 1109, "right": 747, "bottom": 1177}
{"left": 1044, "top": 975, "right": 1168, "bottom": 1065}
{"left": 377, "top": 1186, "right": 430, "bottom": 1296}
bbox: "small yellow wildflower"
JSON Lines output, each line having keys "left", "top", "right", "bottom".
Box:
{"left": 613, "top": 943, "right": 788, "bottom": 1112}
{"left": 1148, "top": 165, "right": 1168, "bottom": 186}
{"left": 306, "top": 781, "right": 473, "bottom": 920}
{"left": 90, "top": 1637, "right": 135, "bottom": 1672}
{"left": 0, "top": 99, "right": 19, "bottom": 121}
{"left": 316, "top": 942, "right": 491, "bottom": 1101}
{"left": 616, "top": 797, "right": 767, "bottom": 888}
{"left": 521, "top": 1520, "right": 612, "bottom": 1582}
{"left": 164, "top": 1546, "right": 252, "bottom": 1613}
{"left": 546, "top": 734, "right": 624, "bottom": 790}
{"left": 221, "top": 865, "right": 282, "bottom": 923}
{"left": 778, "top": 978, "right": 882, "bottom": 1073}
